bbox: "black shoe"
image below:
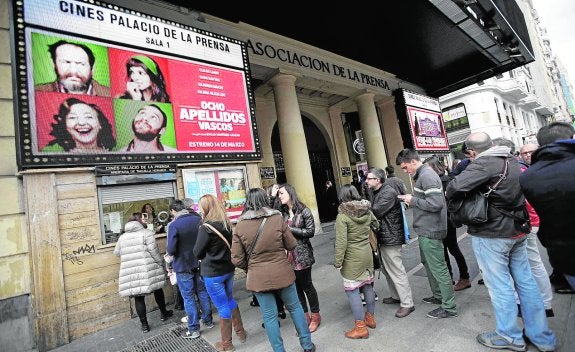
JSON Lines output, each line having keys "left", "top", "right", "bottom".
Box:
{"left": 304, "top": 343, "right": 316, "bottom": 352}
{"left": 478, "top": 279, "right": 485, "bottom": 285}
{"left": 422, "top": 296, "right": 442, "bottom": 305}
{"left": 278, "top": 310, "right": 286, "bottom": 319}
{"left": 141, "top": 322, "right": 150, "bottom": 333}
{"left": 160, "top": 310, "right": 173, "bottom": 321}
{"left": 381, "top": 297, "right": 401, "bottom": 305}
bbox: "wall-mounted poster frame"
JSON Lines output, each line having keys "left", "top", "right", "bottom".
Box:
{"left": 394, "top": 89, "right": 450, "bottom": 152}
{"left": 182, "top": 166, "right": 247, "bottom": 222}
{"left": 12, "top": 0, "right": 261, "bottom": 170}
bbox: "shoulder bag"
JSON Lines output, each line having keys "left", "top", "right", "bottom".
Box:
{"left": 245, "top": 217, "right": 268, "bottom": 268}
{"left": 448, "top": 159, "right": 508, "bottom": 227}
{"left": 368, "top": 224, "right": 384, "bottom": 278}
{"left": 203, "top": 223, "right": 230, "bottom": 249}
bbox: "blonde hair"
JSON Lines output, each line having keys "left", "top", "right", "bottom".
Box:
{"left": 198, "top": 194, "right": 232, "bottom": 231}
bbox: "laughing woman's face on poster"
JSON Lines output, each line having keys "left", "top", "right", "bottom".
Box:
{"left": 65, "top": 103, "right": 102, "bottom": 148}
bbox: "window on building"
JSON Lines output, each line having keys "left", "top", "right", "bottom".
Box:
{"left": 495, "top": 98, "right": 502, "bottom": 124}
{"left": 97, "top": 173, "right": 177, "bottom": 244}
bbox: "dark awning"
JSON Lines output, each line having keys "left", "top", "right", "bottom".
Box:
{"left": 167, "top": 0, "right": 533, "bottom": 97}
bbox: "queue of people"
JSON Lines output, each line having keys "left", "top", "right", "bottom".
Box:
{"left": 113, "top": 123, "right": 575, "bottom": 351}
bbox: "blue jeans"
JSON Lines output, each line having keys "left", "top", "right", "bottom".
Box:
{"left": 472, "top": 236, "right": 555, "bottom": 350}
{"left": 254, "top": 283, "right": 313, "bottom": 352}
{"left": 524, "top": 227, "right": 553, "bottom": 309}
{"left": 204, "top": 272, "right": 237, "bottom": 319}
{"left": 177, "top": 271, "right": 213, "bottom": 332}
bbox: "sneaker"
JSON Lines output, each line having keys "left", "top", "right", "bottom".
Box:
{"left": 422, "top": 296, "right": 442, "bottom": 305}
{"left": 477, "top": 332, "right": 526, "bottom": 351}
{"left": 426, "top": 307, "right": 458, "bottom": 319}
{"left": 181, "top": 316, "right": 188, "bottom": 323}
{"left": 182, "top": 330, "right": 201, "bottom": 339}
{"left": 203, "top": 320, "right": 215, "bottom": 329}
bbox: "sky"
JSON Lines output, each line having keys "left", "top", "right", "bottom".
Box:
{"left": 531, "top": 0, "right": 575, "bottom": 89}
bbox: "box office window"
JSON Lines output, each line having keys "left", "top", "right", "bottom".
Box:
{"left": 98, "top": 176, "right": 177, "bottom": 244}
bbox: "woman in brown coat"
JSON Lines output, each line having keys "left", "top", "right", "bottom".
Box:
{"left": 232, "top": 188, "right": 316, "bottom": 352}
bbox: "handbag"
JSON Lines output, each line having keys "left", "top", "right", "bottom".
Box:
{"left": 448, "top": 159, "right": 508, "bottom": 227}
{"left": 400, "top": 202, "right": 410, "bottom": 242}
{"left": 368, "top": 226, "right": 384, "bottom": 276}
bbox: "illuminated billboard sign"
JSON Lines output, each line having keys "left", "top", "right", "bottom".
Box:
{"left": 394, "top": 89, "right": 450, "bottom": 152}
{"left": 12, "top": 0, "right": 260, "bottom": 169}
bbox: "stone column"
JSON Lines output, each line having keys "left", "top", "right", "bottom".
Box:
{"left": 328, "top": 106, "right": 352, "bottom": 187}
{"left": 356, "top": 92, "right": 388, "bottom": 169}
{"left": 268, "top": 73, "right": 320, "bottom": 230}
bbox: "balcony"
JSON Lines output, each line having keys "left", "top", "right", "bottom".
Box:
{"left": 493, "top": 77, "right": 529, "bottom": 101}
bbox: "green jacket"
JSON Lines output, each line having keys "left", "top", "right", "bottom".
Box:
{"left": 334, "top": 199, "right": 379, "bottom": 280}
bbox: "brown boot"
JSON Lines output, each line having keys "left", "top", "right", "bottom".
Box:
{"left": 345, "top": 320, "right": 369, "bottom": 339}
{"left": 364, "top": 312, "right": 376, "bottom": 329}
{"left": 231, "top": 307, "right": 247, "bottom": 343}
{"left": 308, "top": 312, "right": 321, "bottom": 333}
{"left": 214, "top": 318, "right": 235, "bottom": 352}
{"left": 454, "top": 279, "right": 471, "bottom": 291}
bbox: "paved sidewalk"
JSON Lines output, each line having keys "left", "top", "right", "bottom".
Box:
{"left": 49, "top": 220, "right": 574, "bottom": 352}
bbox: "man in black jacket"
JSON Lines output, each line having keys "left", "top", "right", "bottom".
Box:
{"left": 365, "top": 167, "right": 415, "bottom": 318}
{"left": 446, "top": 132, "right": 555, "bottom": 352}
{"left": 520, "top": 122, "right": 575, "bottom": 294}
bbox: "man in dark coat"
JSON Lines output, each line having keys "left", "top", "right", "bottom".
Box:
{"left": 166, "top": 200, "right": 213, "bottom": 339}
{"left": 520, "top": 122, "right": 575, "bottom": 293}
{"left": 446, "top": 132, "right": 555, "bottom": 352}
{"left": 365, "top": 167, "right": 415, "bottom": 318}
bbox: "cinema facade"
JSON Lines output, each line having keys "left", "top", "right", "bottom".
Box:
{"left": 0, "top": 0, "right": 534, "bottom": 350}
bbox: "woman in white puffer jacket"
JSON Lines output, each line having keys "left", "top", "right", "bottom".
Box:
{"left": 114, "top": 212, "right": 172, "bottom": 332}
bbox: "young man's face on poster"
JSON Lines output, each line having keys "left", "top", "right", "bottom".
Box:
{"left": 132, "top": 105, "right": 165, "bottom": 141}
{"left": 54, "top": 43, "right": 93, "bottom": 93}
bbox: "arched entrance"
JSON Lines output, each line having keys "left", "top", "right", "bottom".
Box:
{"left": 271, "top": 116, "right": 336, "bottom": 223}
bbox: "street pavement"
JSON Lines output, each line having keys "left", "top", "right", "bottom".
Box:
{"left": 48, "top": 211, "right": 574, "bottom": 352}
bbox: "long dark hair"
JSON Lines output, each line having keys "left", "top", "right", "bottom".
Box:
{"left": 278, "top": 183, "right": 307, "bottom": 213}
{"left": 243, "top": 188, "right": 270, "bottom": 212}
{"left": 338, "top": 184, "right": 362, "bottom": 203}
{"left": 125, "top": 56, "right": 170, "bottom": 103}
{"left": 47, "top": 97, "right": 115, "bottom": 151}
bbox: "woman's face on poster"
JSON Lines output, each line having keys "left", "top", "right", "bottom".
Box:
{"left": 129, "top": 65, "right": 152, "bottom": 91}
{"left": 65, "top": 103, "right": 102, "bottom": 146}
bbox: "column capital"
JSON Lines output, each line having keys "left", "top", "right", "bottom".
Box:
{"left": 354, "top": 91, "right": 375, "bottom": 105}
{"left": 269, "top": 73, "right": 297, "bottom": 88}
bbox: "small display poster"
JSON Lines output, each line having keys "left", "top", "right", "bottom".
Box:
{"left": 182, "top": 166, "right": 247, "bottom": 221}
